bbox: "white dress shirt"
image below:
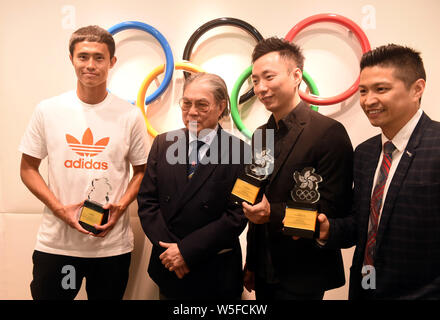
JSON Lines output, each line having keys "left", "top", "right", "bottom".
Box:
{"left": 372, "top": 108, "right": 423, "bottom": 224}
{"left": 188, "top": 124, "right": 218, "bottom": 164}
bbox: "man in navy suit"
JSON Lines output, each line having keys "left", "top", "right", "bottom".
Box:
{"left": 319, "top": 44, "right": 440, "bottom": 299}
{"left": 137, "top": 72, "right": 249, "bottom": 299}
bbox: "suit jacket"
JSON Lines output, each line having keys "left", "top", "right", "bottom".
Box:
{"left": 246, "top": 101, "right": 354, "bottom": 294}
{"left": 328, "top": 112, "right": 440, "bottom": 299}
{"left": 137, "top": 126, "right": 250, "bottom": 299}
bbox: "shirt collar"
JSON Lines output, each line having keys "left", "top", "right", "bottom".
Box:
{"left": 188, "top": 124, "right": 219, "bottom": 147}
{"left": 381, "top": 108, "right": 423, "bottom": 152}
{"left": 267, "top": 101, "right": 304, "bottom": 131}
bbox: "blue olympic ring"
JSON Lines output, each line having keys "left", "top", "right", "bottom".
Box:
{"left": 108, "top": 21, "right": 174, "bottom": 105}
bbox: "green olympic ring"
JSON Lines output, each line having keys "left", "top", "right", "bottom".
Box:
{"left": 230, "top": 65, "right": 320, "bottom": 139}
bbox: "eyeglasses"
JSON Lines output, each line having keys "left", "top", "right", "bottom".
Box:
{"left": 179, "top": 98, "right": 212, "bottom": 113}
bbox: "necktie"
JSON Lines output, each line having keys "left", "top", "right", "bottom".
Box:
{"left": 187, "top": 140, "right": 205, "bottom": 179}
{"left": 364, "top": 141, "right": 396, "bottom": 267}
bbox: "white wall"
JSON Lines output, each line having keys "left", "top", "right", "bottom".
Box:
{"left": 1, "top": 0, "right": 439, "bottom": 299}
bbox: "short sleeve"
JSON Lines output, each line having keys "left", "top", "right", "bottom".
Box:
{"left": 128, "top": 107, "right": 149, "bottom": 166}
{"left": 18, "top": 103, "right": 48, "bottom": 159}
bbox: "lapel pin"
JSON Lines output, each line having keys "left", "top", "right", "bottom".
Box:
{"left": 406, "top": 150, "right": 413, "bottom": 157}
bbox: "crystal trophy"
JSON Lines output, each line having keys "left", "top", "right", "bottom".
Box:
{"left": 231, "top": 149, "right": 274, "bottom": 205}
{"left": 78, "top": 178, "right": 112, "bottom": 234}
{"left": 283, "top": 167, "right": 322, "bottom": 239}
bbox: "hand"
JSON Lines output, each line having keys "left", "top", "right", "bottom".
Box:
{"left": 159, "top": 241, "right": 190, "bottom": 279}
{"left": 242, "top": 194, "right": 270, "bottom": 224}
{"left": 317, "top": 213, "right": 330, "bottom": 240}
{"left": 53, "top": 201, "right": 90, "bottom": 235}
{"left": 93, "top": 203, "right": 126, "bottom": 237}
{"left": 285, "top": 213, "right": 330, "bottom": 241}
{"left": 173, "top": 264, "right": 190, "bottom": 279}
{"left": 243, "top": 267, "right": 255, "bottom": 292}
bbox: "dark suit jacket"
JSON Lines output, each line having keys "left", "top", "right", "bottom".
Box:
{"left": 137, "top": 126, "right": 250, "bottom": 299}
{"left": 246, "top": 101, "right": 354, "bottom": 294}
{"left": 327, "top": 112, "right": 440, "bottom": 299}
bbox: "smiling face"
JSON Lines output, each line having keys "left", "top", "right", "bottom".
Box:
{"left": 181, "top": 79, "right": 226, "bottom": 135}
{"left": 252, "top": 51, "right": 302, "bottom": 121}
{"left": 70, "top": 41, "right": 116, "bottom": 91}
{"left": 359, "top": 65, "right": 425, "bottom": 139}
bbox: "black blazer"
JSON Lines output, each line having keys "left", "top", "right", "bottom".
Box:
{"left": 137, "top": 126, "right": 250, "bottom": 299}
{"left": 328, "top": 112, "right": 440, "bottom": 299}
{"left": 246, "top": 102, "right": 354, "bottom": 294}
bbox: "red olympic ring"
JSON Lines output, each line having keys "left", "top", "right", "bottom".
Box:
{"left": 285, "top": 13, "right": 371, "bottom": 106}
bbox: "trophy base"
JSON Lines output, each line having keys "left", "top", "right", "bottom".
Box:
{"left": 282, "top": 226, "right": 319, "bottom": 239}
{"left": 282, "top": 203, "right": 319, "bottom": 239}
{"left": 79, "top": 200, "right": 109, "bottom": 234}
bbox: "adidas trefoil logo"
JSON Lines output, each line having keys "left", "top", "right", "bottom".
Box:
{"left": 64, "top": 128, "right": 109, "bottom": 170}
{"left": 66, "top": 128, "right": 109, "bottom": 157}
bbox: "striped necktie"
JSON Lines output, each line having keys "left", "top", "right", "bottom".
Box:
{"left": 187, "top": 140, "right": 205, "bottom": 179}
{"left": 364, "top": 140, "right": 396, "bottom": 267}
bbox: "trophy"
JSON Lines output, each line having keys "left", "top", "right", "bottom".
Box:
{"left": 78, "top": 178, "right": 112, "bottom": 234}
{"left": 231, "top": 149, "right": 274, "bottom": 205}
{"left": 283, "top": 167, "right": 322, "bottom": 239}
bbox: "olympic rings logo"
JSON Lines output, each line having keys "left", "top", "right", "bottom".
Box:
{"left": 107, "top": 13, "right": 371, "bottom": 138}
{"left": 295, "top": 189, "right": 318, "bottom": 202}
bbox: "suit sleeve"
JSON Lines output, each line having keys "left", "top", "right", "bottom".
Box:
{"left": 400, "top": 276, "right": 440, "bottom": 299}
{"left": 177, "top": 142, "right": 250, "bottom": 269}
{"left": 315, "top": 121, "right": 353, "bottom": 220}
{"left": 325, "top": 142, "right": 363, "bottom": 249}
{"left": 137, "top": 136, "right": 180, "bottom": 245}
{"left": 178, "top": 196, "right": 247, "bottom": 269}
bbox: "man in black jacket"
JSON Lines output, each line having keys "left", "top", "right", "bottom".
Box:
{"left": 243, "top": 37, "right": 354, "bottom": 300}
{"left": 137, "top": 72, "right": 250, "bottom": 299}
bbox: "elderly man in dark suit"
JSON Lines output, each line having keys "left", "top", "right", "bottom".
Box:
{"left": 242, "top": 37, "right": 354, "bottom": 300}
{"left": 137, "top": 72, "right": 249, "bottom": 300}
{"left": 319, "top": 44, "right": 440, "bottom": 299}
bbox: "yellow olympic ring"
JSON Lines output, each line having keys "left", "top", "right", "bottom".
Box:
{"left": 136, "top": 61, "right": 205, "bottom": 137}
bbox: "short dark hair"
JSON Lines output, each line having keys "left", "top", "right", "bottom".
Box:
{"left": 69, "top": 25, "right": 115, "bottom": 59}
{"left": 252, "top": 37, "right": 305, "bottom": 71}
{"left": 183, "top": 72, "right": 231, "bottom": 119}
{"left": 360, "top": 44, "right": 426, "bottom": 88}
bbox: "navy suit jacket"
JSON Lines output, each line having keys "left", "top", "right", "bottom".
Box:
{"left": 137, "top": 127, "right": 249, "bottom": 299}
{"left": 328, "top": 112, "right": 440, "bottom": 299}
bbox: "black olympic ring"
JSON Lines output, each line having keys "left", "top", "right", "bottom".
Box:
{"left": 182, "top": 17, "right": 264, "bottom": 104}
{"left": 295, "top": 189, "right": 317, "bottom": 201}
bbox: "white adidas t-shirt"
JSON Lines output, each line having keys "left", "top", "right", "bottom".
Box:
{"left": 19, "top": 91, "right": 149, "bottom": 257}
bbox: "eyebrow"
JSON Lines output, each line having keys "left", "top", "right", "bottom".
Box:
{"left": 251, "top": 70, "right": 275, "bottom": 79}
{"left": 359, "top": 81, "right": 392, "bottom": 88}
{"left": 76, "top": 52, "right": 105, "bottom": 56}
{"left": 182, "top": 98, "right": 210, "bottom": 103}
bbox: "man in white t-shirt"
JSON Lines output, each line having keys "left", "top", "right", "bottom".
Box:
{"left": 19, "top": 25, "right": 149, "bottom": 300}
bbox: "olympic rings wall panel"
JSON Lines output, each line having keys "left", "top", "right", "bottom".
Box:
{"left": 107, "top": 14, "right": 371, "bottom": 137}
{"left": 182, "top": 17, "right": 264, "bottom": 105}
{"left": 108, "top": 21, "right": 175, "bottom": 106}
{"left": 136, "top": 61, "right": 205, "bottom": 137}
{"left": 285, "top": 13, "right": 371, "bottom": 105}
